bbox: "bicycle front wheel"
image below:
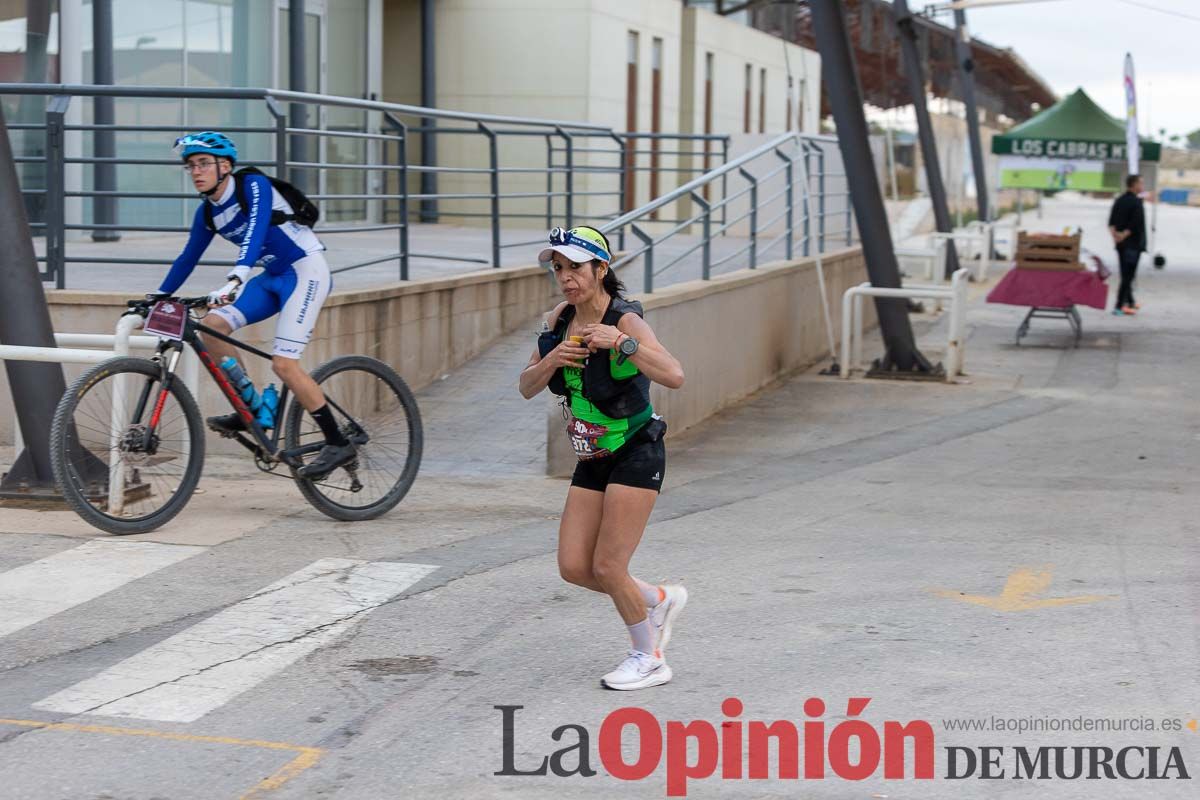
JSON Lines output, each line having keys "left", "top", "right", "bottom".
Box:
{"left": 50, "top": 357, "right": 206, "bottom": 535}
{"left": 285, "top": 355, "right": 423, "bottom": 521}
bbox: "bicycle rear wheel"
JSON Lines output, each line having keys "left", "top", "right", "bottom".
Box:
{"left": 285, "top": 355, "right": 422, "bottom": 521}
{"left": 50, "top": 357, "right": 206, "bottom": 535}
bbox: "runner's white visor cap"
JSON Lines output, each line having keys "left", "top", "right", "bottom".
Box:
{"left": 539, "top": 243, "right": 603, "bottom": 264}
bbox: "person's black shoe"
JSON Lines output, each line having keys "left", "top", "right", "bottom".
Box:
{"left": 206, "top": 412, "right": 246, "bottom": 435}
{"left": 298, "top": 442, "right": 356, "bottom": 481}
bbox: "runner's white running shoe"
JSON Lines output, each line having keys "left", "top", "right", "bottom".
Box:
{"left": 650, "top": 584, "right": 688, "bottom": 654}
{"left": 601, "top": 650, "right": 672, "bottom": 691}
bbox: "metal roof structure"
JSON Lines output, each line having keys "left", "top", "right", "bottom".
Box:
{"left": 738, "top": 0, "right": 1057, "bottom": 122}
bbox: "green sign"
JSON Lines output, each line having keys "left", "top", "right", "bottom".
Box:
{"left": 998, "top": 156, "right": 1123, "bottom": 191}
{"left": 992, "top": 137, "right": 1161, "bottom": 162}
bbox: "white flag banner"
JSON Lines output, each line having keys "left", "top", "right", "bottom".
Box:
{"left": 1123, "top": 53, "right": 1139, "bottom": 175}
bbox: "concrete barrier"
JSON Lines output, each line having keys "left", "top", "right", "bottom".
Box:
{"left": 0, "top": 265, "right": 559, "bottom": 453}
{"left": 545, "top": 247, "right": 871, "bottom": 475}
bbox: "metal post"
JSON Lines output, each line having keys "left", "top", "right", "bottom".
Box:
{"left": 776, "top": 147, "right": 794, "bottom": 260}
{"left": 45, "top": 96, "right": 68, "bottom": 289}
{"left": 91, "top": 0, "right": 119, "bottom": 241}
{"left": 395, "top": 118, "right": 411, "bottom": 280}
{"left": 690, "top": 191, "right": 711, "bottom": 279}
{"left": 43, "top": 96, "right": 67, "bottom": 289}
{"left": 817, "top": 145, "right": 826, "bottom": 252}
{"left": 479, "top": 123, "right": 501, "bottom": 268}
{"left": 802, "top": 141, "right": 811, "bottom": 257}
{"left": 721, "top": 136, "right": 730, "bottom": 233}
{"left": 631, "top": 224, "right": 653, "bottom": 294}
{"left": 288, "top": 0, "right": 308, "bottom": 194}
{"left": 610, "top": 132, "right": 627, "bottom": 249}
{"left": 886, "top": 126, "right": 899, "bottom": 202}
{"left": 545, "top": 134, "right": 554, "bottom": 229}
{"left": 954, "top": 8, "right": 988, "bottom": 223}
{"left": 808, "top": 0, "right": 933, "bottom": 374}
{"left": 420, "top": 0, "right": 438, "bottom": 223}
{"left": 740, "top": 167, "right": 758, "bottom": 268}
{"left": 893, "top": 0, "right": 961, "bottom": 281}
{"left": 0, "top": 101, "right": 69, "bottom": 495}
{"left": 556, "top": 127, "right": 575, "bottom": 227}
{"left": 845, "top": 168, "right": 853, "bottom": 246}
{"left": 266, "top": 96, "right": 287, "bottom": 178}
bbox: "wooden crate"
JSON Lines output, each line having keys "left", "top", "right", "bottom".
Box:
{"left": 1015, "top": 231, "right": 1081, "bottom": 266}
{"left": 1015, "top": 259, "right": 1085, "bottom": 272}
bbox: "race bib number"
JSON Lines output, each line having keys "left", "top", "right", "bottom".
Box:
{"left": 144, "top": 300, "right": 187, "bottom": 340}
{"left": 567, "top": 416, "right": 610, "bottom": 461}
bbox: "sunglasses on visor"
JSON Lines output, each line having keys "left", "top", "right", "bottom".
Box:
{"left": 549, "top": 227, "right": 610, "bottom": 262}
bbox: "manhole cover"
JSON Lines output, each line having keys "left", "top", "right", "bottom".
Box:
{"left": 349, "top": 656, "right": 439, "bottom": 675}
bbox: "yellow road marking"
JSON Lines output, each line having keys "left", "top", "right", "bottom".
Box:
{"left": 0, "top": 717, "right": 323, "bottom": 799}
{"left": 932, "top": 566, "right": 1117, "bottom": 611}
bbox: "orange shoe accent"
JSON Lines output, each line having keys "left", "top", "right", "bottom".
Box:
{"left": 654, "top": 650, "right": 662, "bottom": 659}
{"left": 1122, "top": 306, "right": 1137, "bottom": 316}
{"left": 656, "top": 586, "right": 666, "bottom": 603}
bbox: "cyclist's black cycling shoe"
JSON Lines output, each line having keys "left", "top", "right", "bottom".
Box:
{"left": 206, "top": 413, "right": 246, "bottom": 435}
{"left": 299, "top": 442, "right": 357, "bottom": 481}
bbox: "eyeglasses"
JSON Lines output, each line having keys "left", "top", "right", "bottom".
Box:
{"left": 182, "top": 159, "right": 218, "bottom": 174}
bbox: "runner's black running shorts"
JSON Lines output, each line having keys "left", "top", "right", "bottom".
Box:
{"left": 571, "top": 421, "right": 666, "bottom": 493}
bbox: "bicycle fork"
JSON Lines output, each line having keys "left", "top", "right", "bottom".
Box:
{"left": 106, "top": 346, "right": 183, "bottom": 516}
{"left": 144, "top": 347, "right": 183, "bottom": 441}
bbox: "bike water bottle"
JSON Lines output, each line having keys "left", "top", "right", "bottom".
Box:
{"left": 258, "top": 383, "right": 280, "bottom": 430}
{"left": 220, "top": 356, "right": 261, "bottom": 412}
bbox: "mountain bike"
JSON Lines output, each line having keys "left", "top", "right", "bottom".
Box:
{"left": 49, "top": 295, "right": 422, "bottom": 535}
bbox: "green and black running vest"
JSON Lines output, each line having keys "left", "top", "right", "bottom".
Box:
{"left": 538, "top": 296, "right": 654, "bottom": 456}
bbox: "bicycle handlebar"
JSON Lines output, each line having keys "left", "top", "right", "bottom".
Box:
{"left": 125, "top": 295, "right": 211, "bottom": 315}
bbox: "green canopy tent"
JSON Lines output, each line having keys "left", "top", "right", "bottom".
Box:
{"left": 991, "top": 87, "right": 1163, "bottom": 263}
{"left": 993, "top": 87, "right": 1160, "bottom": 169}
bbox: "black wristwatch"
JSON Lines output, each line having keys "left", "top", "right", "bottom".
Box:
{"left": 616, "top": 334, "right": 639, "bottom": 365}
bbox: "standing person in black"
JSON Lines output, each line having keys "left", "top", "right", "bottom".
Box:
{"left": 1108, "top": 174, "right": 1146, "bottom": 316}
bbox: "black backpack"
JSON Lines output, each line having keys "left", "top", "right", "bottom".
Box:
{"left": 203, "top": 166, "right": 319, "bottom": 231}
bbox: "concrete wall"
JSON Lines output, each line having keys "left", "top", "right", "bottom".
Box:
{"left": 545, "top": 247, "right": 871, "bottom": 475}
{"left": 0, "top": 267, "right": 560, "bottom": 454}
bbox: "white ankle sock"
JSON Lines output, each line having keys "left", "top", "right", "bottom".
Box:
{"left": 627, "top": 619, "right": 656, "bottom": 655}
{"left": 634, "top": 578, "right": 664, "bottom": 608}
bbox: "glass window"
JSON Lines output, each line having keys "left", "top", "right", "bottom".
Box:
{"left": 325, "top": 0, "right": 369, "bottom": 221}
{"left": 1, "top": 1, "right": 62, "bottom": 226}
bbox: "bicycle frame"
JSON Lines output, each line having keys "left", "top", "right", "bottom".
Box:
{"left": 130, "top": 311, "right": 319, "bottom": 468}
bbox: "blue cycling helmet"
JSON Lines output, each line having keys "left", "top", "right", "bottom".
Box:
{"left": 173, "top": 131, "right": 238, "bottom": 163}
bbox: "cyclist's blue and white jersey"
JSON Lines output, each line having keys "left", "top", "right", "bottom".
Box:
{"left": 158, "top": 173, "right": 325, "bottom": 294}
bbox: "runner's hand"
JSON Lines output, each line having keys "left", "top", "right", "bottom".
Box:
{"left": 582, "top": 323, "right": 623, "bottom": 352}
{"left": 207, "top": 278, "right": 242, "bottom": 307}
{"left": 546, "top": 340, "right": 589, "bottom": 369}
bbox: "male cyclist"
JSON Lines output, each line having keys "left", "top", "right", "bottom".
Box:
{"left": 158, "top": 131, "right": 351, "bottom": 480}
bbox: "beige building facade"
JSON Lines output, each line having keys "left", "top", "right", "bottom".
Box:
{"left": 382, "top": 0, "right": 821, "bottom": 226}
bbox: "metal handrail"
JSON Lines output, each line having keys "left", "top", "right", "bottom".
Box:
{"left": 601, "top": 131, "right": 855, "bottom": 293}
{"left": 2, "top": 82, "right": 851, "bottom": 291}
{"left": 2, "top": 83, "right": 612, "bottom": 133}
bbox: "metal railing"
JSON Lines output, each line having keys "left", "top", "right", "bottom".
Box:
{"left": 600, "top": 131, "right": 857, "bottom": 294}
{"left": 1, "top": 83, "right": 735, "bottom": 289}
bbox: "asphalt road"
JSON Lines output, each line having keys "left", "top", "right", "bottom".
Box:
{"left": 1, "top": 196, "right": 1197, "bottom": 799}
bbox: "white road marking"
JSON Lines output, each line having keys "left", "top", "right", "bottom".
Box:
{"left": 0, "top": 541, "right": 205, "bottom": 640}
{"left": 33, "top": 558, "right": 438, "bottom": 722}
